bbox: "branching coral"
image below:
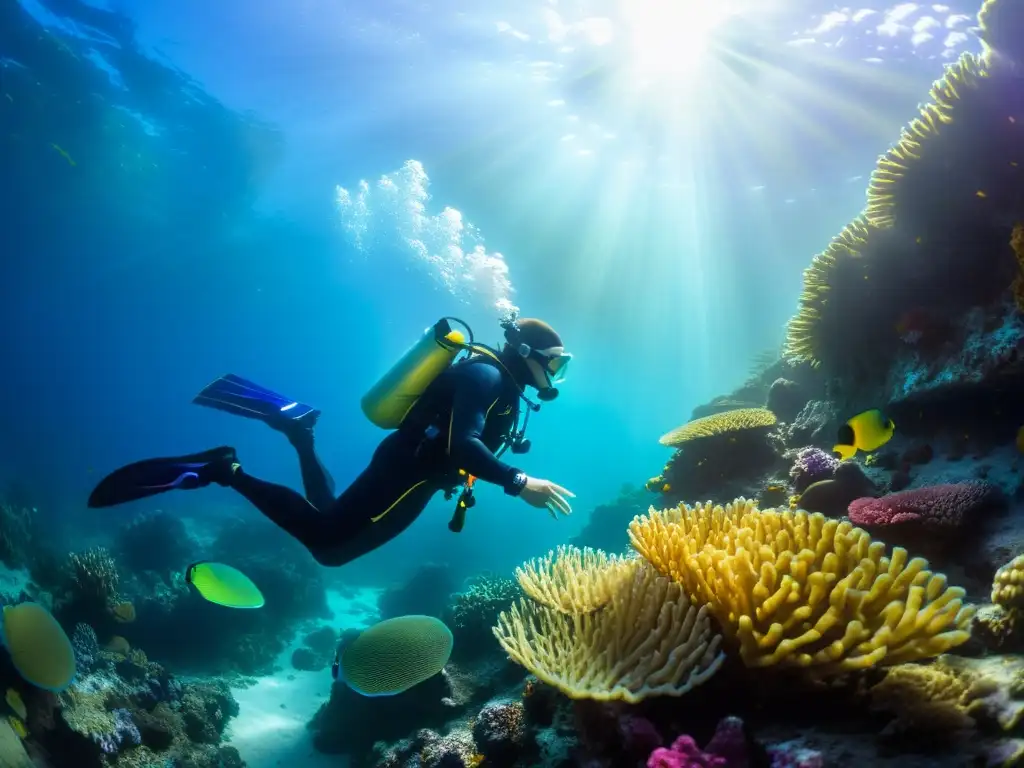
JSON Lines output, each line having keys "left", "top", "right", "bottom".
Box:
{"left": 628, "top": 499, "right": 976, "bottom": 675}
{"left": 514, "top": 546, "right": 638, "bottom": 613}
{"left": 67, "top": 547, "right": 120, "bottom": 610}
{"left": 658, "top": 408, "right": 777, "bottom": 447}
{"left": 493, "top": 559, "right": 724, "bottom": 702}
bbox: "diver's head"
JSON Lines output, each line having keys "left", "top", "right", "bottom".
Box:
{"left": 500, "top": 317, "right": 571, "bottom": 401}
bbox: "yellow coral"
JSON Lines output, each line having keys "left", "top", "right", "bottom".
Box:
{"left": 628, "top": 499, "right": 976, "bottom": 675}
{"left": 493, "top": 561, "right": 724, "bottom": 702}
{"left": 658, "top": 408, "right": 777, "bottom": 447}
{"left": 865, "top": 52, "right": 988, "bottom": 230}
{"left": 514, "top": 546, "right": 639, "bottom": 614}
{"left": 992, "top": 554, "right": 1024, "bottom": 609}
{"left": 869, "top": 661, "right": 982, "bottom": 736}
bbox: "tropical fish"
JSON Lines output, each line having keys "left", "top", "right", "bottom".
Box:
{"left": 833, "top": 409, "right": 895, "bottom": 460}
{"left": 185, "top": 561, "right": 264, "bottom": 609}
{"left": 0, "top": 603, "right": 76, "bottom": 692}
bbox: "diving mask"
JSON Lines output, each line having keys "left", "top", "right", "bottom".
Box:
{"left": 518, "top": 343, "right": 572, "bottom": 396}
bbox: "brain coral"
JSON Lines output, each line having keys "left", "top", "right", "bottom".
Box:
{"left": 629, "top": 499, "right": 975, "bottom": 675}
{"left": 659, "top": 408, "right": 777, "bottom": 447}
{"left": 339, "top": 615, "right": 453, "bottom": 696}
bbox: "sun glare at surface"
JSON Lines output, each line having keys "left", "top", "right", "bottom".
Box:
{"left": 622, "top": 0, "right": 736, "bottom": 79}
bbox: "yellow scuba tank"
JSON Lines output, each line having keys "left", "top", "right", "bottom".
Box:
{"left": 361, "top": 318, "right": 467, "bottom": 429}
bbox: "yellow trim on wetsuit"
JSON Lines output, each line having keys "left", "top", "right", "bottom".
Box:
{"left": 445, "top": 391, "right": 500, "bottom": 456}
{"left": 370, "top": 480, "right": 429, "bottom": 523}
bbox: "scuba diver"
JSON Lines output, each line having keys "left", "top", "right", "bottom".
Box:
{"left": 88, "top": 316, "right": 575, "bottom": 567}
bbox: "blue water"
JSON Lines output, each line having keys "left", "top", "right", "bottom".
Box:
{"left": 1, "top": 0, "right": 986, "bottom": 585}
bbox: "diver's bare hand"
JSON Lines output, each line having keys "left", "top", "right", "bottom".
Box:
{"left": 520, "top": 477, "right": 575, "bottom": 519}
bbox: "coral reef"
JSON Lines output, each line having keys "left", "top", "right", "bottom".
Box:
{"left": 445, "top": 573, "right": 521, "bottom": 660}
{"left": 494, "top": 554, "right": 723, "bottom": 702}
{"left": 630, "top": 499, "right": 975, "bottom": 673}
{"left": 788, "top": 447, "right": 839, "bottom": 493}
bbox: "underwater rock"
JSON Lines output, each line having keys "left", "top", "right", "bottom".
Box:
{"left": 114, "top": 511, "right": 194, "bottom": 578}
{"left": 765, "top": 378, "right": 808, "bottom": 424}
{"left": 472, "top": 698, "right": 529, "bottom": 764}
{"left": 290, "top": 626, "right": 338, "bottom": 672}
{"left": 783, "top": 400, "right": 838, "bottom": 448}
{"left": 371, "top": 726, "right": 479, "bottom": 768}
{"left": 378, "top": 562, "right": 458, "bottom": 621}
{"left": 797, "top": 461, "right": 878, "bottom": 517}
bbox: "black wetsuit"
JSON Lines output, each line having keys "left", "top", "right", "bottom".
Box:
{"left": 226, "top": 355, "right": 525, "bottom": 566}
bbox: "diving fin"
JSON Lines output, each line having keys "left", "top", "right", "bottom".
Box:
{"left": 193, "top": 374, "right": 320, "bottom": 431}
{"left": 87, "top": 446, "right": 237, "bottom": 508}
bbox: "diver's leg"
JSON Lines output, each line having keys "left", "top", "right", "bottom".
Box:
{"left": 225, "top": 468, "right": 332, "bottom": 555}
{"left": 314, "top": 473, "right": 440, "bottom": 567}
{"left": 283, "top": 424, "right": 337, "bottom": 511}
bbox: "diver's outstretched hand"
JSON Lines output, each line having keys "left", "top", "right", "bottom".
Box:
{"left": 520, "top": 477, "right": 575, "bottom": 519}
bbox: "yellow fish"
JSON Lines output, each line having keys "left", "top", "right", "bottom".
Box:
{"left": 1015, "top": 425, "right": 1024, "bottom": 454}
{"left": 833, "top": 409, "right": 895, "bottom": 460}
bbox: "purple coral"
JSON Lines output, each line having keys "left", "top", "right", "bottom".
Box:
{"left": 649, "top": 716, "right": 749, "bottom": 768}
{"left": 95, "top": 708, "right": 141, "bottom": 754}
{"left": 789, "top": 447, "right": 840, "bottom": 492}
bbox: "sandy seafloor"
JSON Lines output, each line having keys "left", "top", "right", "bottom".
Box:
{"left": 224, "top": 587, "right": 381, "bottom": 768}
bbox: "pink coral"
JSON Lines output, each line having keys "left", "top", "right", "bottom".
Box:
{"left": 848, "top": 482, "right": 997, "bottom": 531}
{"left": 648, "top": 717, "right": 748, "bottom": 768}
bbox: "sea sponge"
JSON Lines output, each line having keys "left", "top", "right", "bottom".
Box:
{"left": 659, "top": 408, "right": 777, "bottom": 447}
{"left": 865, "top": 51, "right": 988, "bottom": 230}
{"left": 992, "top": 554, "right": 1024, "bottom": 609}
{"left": 338, "top": 615, "right": 453, "bottom": 696}
{"left": 1, "top": 603, "right": 76, "bottom": 692}
{"left": 783, "top": 216, "right": 876, "bottom": 366}
{"left": 514, "top": 545, "right": 639, "bottom": 614}
{"left": 628, "top": 499, "right": 975, "bottom": 675}
{"left": 848, "top": 482, "right": 998, "bottom": 533}
{"left": 493, "top": 560, "right": 724, "bottom": 702}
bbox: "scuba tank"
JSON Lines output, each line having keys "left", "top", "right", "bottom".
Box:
{"left": 361, "top": 318, "right": 467, "bottom": 429}
{"left": 362, "top": 314, "right": 541, "bottom": 534}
